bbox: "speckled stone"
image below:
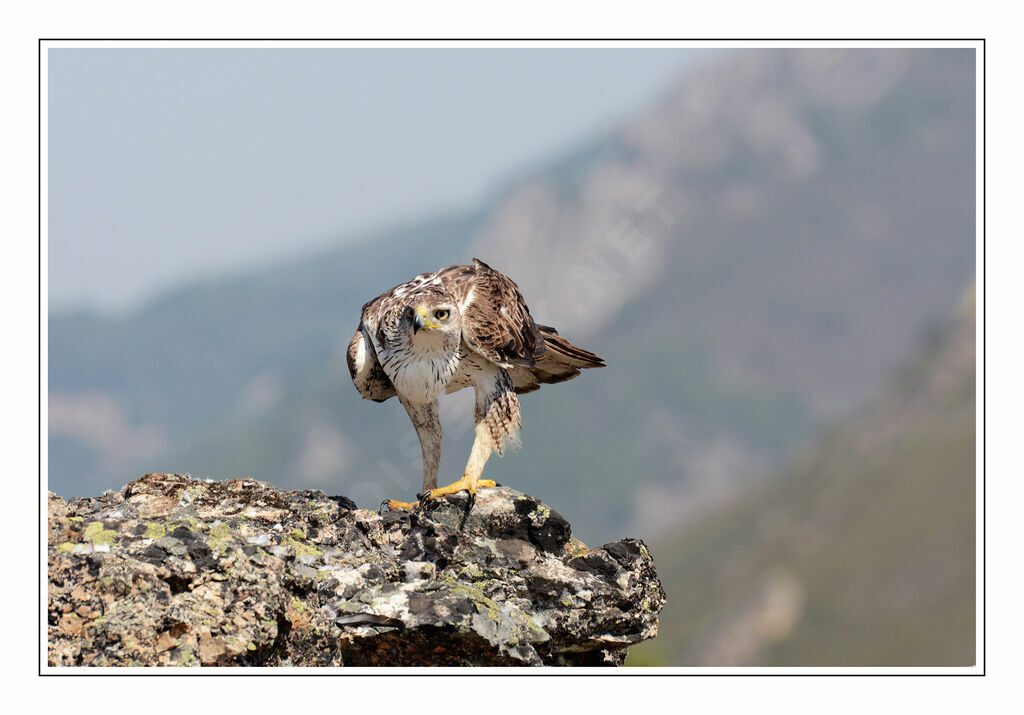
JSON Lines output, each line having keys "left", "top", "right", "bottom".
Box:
{"left": 47, "top": 473, "right": 665, "bottom": 667}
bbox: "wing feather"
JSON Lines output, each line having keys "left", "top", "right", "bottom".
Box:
{"left": 347, "top": 287, "right": 399, "bottom": 403}
{"left": 347, "top": 328, "right": 397, "bottom": 402}
{"left": 438, "top": 258, "right": 545, "bottom": 369}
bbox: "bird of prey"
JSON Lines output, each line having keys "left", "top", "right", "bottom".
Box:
{"left": 347, "top": 258, "right": 605, "bottom": 513}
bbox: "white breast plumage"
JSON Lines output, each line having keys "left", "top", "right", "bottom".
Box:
{"left": 382, "top": 349, "right": 461, "bottom": 403}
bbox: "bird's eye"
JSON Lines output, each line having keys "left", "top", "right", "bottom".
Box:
{"left": 434, "top": 309, "right": 450, "bottom": 321}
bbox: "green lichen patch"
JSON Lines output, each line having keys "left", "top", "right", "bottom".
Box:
{"left": 446, "top": 581, "right": 502, "bottom": 620}
{"left": 185, "top": 484, "right": 209, "bottom": 500}
{"left": 176, "top": 517, "right": 201, "bottom": 532}
{"left": 283, "top": 531, "right": 323, "bottom": 557}
{"left": 83, "top": 521, "right": 117, "bottom": 546}
{"left": 174, "top": 646, "right": 196, "bottom": 666}
{"left": 565, "top": 536, "right": 589, "bottom": 558}
{"left": 207, "top": 521, "right": 234, "bottom": 555}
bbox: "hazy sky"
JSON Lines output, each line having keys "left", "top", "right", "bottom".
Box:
{"left": 48, "top": 48, "right": 717, "bottom": 315}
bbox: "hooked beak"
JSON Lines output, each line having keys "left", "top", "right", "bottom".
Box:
{"left": 412, "top": 306, "right": 432, "bottom": 334}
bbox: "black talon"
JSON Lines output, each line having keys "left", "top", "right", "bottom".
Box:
{"left": 379, "top": 499, "right": 392, "bottom": 514}
{"left": 459, "top": 491, "right": 476, "bottom": 531}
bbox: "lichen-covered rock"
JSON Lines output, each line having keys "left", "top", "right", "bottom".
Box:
{"left": 48, "top": 473, "right": 666, "bottom": 667}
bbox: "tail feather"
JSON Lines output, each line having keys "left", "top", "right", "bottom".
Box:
{"left": 509, "top": 327, "right": 604, "bottom": 394}
{"left": 540, "top": 330, "right": 606, "bottom": 368}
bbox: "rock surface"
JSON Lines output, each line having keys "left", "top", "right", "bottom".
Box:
{"left": 48, "top": 473, "right": 665, "bottom": 666}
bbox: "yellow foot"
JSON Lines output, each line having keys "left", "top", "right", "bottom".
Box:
{"left": 379, "top": 498, "right": 419, "bottom": 512}
{"left": 378, "top": 479, "right": 498, "bottom": 513}
{"left": 419, "top": 478, "right": 497, "bottom": 504}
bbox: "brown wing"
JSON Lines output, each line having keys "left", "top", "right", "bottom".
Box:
{"left": 347, "top": 327, "right": 397, "bottom": 402}
{"left": 347, "top": 284, "right": 402, "bottom": 403}
{"left": 438, "top": 258, "right": 545, "bottom": 369}
{"left": 508, "top": 325, "right": 606, "bottom": 394}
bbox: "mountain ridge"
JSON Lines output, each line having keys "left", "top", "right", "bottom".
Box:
{"left": 628, "top": 284, "right": 975, "bottom": 666}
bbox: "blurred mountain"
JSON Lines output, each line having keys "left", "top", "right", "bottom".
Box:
{"left": 628, "top": 285, "right": 975, "bottom": 666}
{"left": 49, "top": 48, "right": 975, "bottom": 546}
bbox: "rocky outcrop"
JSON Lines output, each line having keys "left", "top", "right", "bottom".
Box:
{"left": 48, "top": 473, "right": 665, "bottom": 666}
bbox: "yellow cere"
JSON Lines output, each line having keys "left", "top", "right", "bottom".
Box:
{"left": 415, "top": 306, "right": 441, "bottom": 329}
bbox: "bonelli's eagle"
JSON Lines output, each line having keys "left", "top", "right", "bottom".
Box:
{"left": 347, "top": 258, "right": 604, "bottom": 512}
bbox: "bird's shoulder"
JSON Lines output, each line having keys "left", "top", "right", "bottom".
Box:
{"left": 437, "top": 258, "right": 544, "bottom": 369}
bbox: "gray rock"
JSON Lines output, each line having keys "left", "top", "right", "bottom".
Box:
{"left": 48, "top": 473, "right": 666, "bottom": 667}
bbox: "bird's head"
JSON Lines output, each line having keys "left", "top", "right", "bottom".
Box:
{"left": 406, "top": 298, "right": 460, "bottom": 344}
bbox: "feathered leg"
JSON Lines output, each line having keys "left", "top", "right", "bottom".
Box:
{"left": 380, "top": 398, "right": 440, "bottom": 511}
{"left": 419, "top": 367, "right": 519, "bottom": 508}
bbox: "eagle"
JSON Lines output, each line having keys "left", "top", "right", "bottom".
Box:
{"left": 346, "top": 258, "right": 605, "bottom": 513}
